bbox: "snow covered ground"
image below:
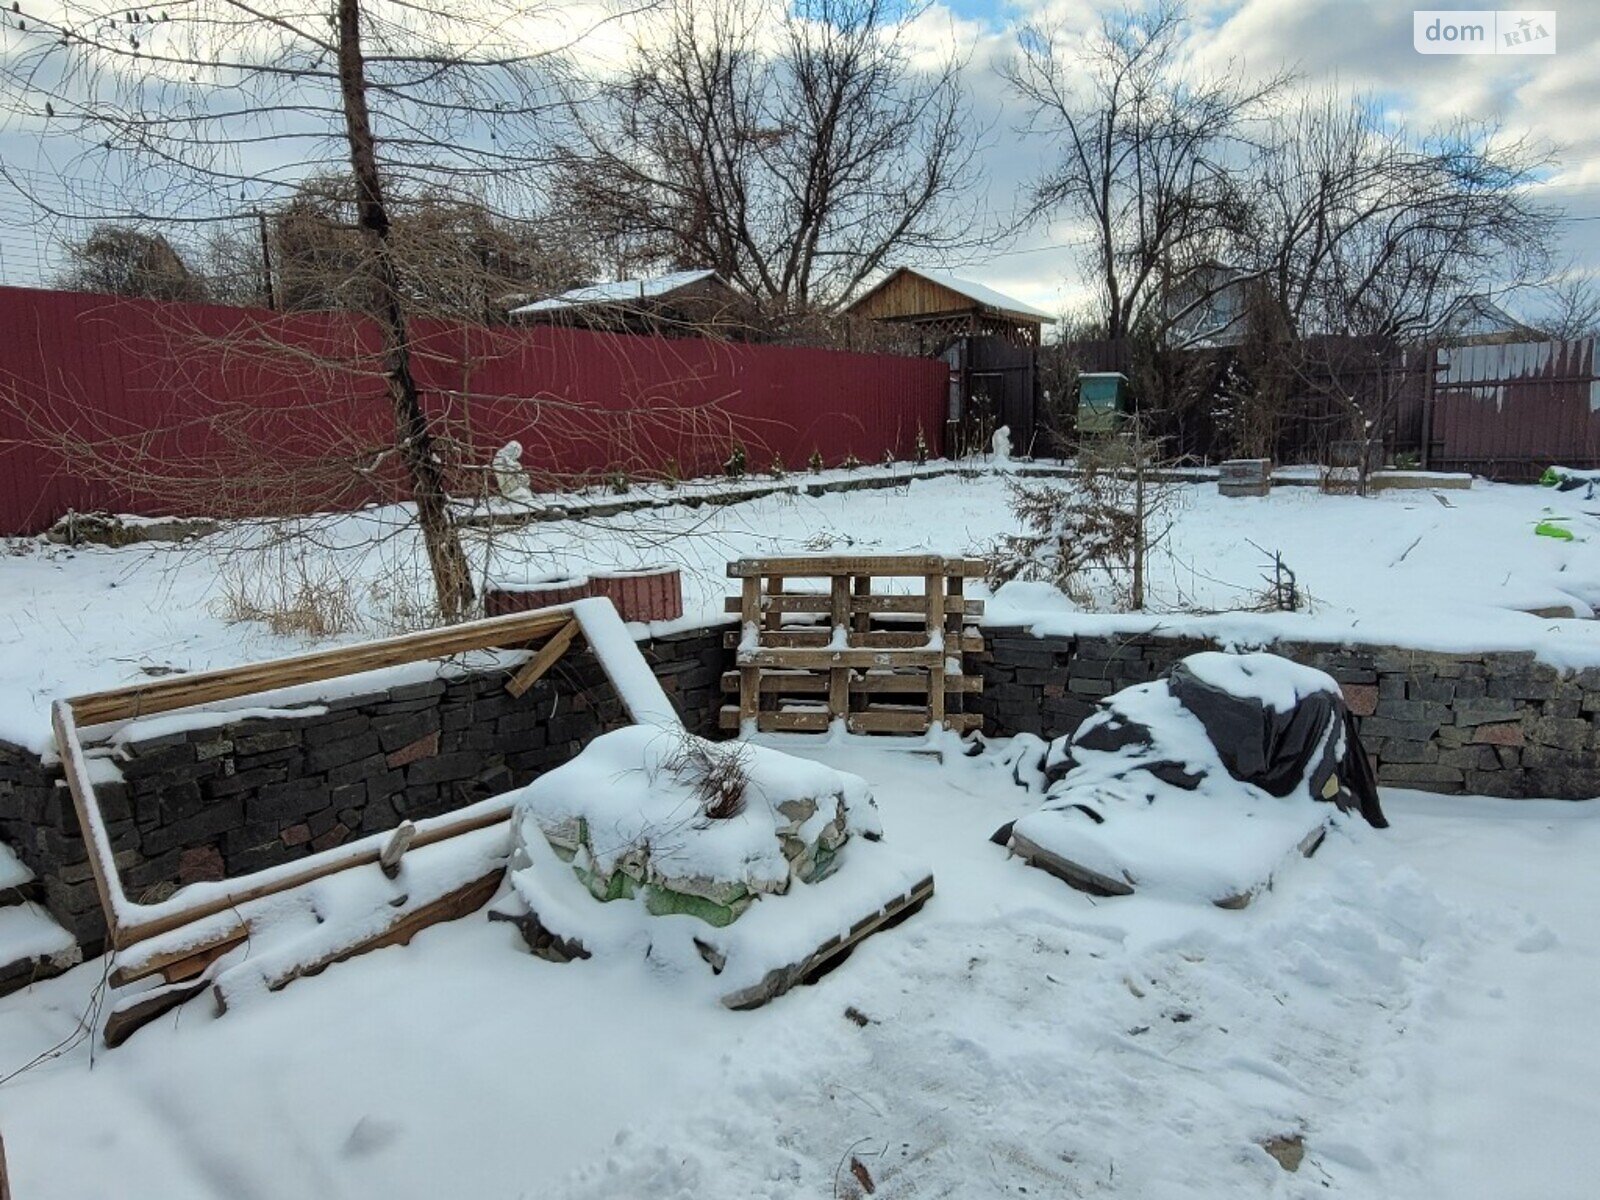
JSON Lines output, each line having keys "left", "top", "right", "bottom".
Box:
{"left": 3, "top": 467, "right": 1600, "bottom": 751}
{"left": 0, "top": 747, "right": 1593, "bottom": 1199}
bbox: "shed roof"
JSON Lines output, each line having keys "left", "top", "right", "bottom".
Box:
{"left": 509, "top": 269, "right": 728, "bottom": 316}
{"left": 847, "top": 266, "right": 1056, "bottom": 325}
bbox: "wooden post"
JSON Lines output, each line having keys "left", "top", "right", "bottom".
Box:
{"left": 829, "top": 575, "right": 850, "bottom": 725}
{"left": 924, "top": 572, "right": 945, "bottom": 731}
{"left": 739, "top": 576, "right": 761, "bottom": 727}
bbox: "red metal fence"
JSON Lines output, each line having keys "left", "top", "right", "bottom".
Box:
{"left": 0, "top": 286, "right": 946, "bottom": 536}
{"left": 1422, "top": 339, "right": 1600, "bottom": 480}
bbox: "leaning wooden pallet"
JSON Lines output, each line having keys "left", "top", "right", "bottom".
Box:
{"left": 720, "top": 555, "right": 986, "bottom": 736}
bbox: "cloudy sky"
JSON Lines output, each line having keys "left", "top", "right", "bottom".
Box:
{"left": 939, "top": 1, "right": 1599, "bottom": 319}
{"left": 1, "top": 0, "right": 1595, "bottom": 316}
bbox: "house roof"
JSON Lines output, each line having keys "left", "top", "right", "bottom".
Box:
{"left": 508, "top": 269, "right": 728, "bottom": 316}
{"left": 849, "top": 266, "right": 1057, "bottom": 325}
{"left": 1431, "top": 295, "right": 1545, "bottom": 342}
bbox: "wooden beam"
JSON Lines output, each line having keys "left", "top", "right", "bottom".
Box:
{"left": 722, "top": 594, "right": 982, "bottom": 617}
{"left": 724, "top": 630, "right": 983, "bottom": 653}
{"left": 736, "top": 647, "right": 943, "bottom": 671}
{"left": 68, "top": 606, "right": 575, "bottom": 728}
{"left": 720, "top": 671, "right": 982, "bottom": 695}
{"left": 718, "top": 707, "right": 982, "bottom": 734}
{"left": 214, "top": 869, "right": 505, "bottom": 1007}
{"left": 503, "top": 618, "right": 579, "bottom": 698}
{"left": 719, "top": 874, "right": 935, "bottom": 1010}
{"left": 728, "top": 555, "right": 948, "bottom": 578}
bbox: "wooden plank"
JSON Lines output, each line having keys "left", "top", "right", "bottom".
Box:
{"left": 719, "top": 707, "right": 833, "bottom": 733}
{"left": 719, "top": 707, "right": 982, "bottom": 734}
{"left": 53, "top": 701, "right": 123, "bottom": 945}
{"left": 108, "top": 801, "right": 516, "bottom": 959}
{"left": 725, "top": 629, "right": 983, "bottom": 652}
{"left": 722, "top": 594, "right": 981, "bottom": 617}
{"left": 720, "top": 874, "right": 935, "bottom": 1010}
{"left": 503, "top": 618, "right": 579, "bottom": 698}
{"left": 764, "top": 576, "right": 784, "bottom": 632}
{"left": 736, "top": 647, "right": 943, "bottom": 670}
{"left": 728, "top": 555, "right": 949, "bottom": 578}
{"left": 738, "top": 577, "right": 761, "bottom": 727}
{"left": 925, "top": 573, "right": 945, "bottom": 730}
{"left": 103, "top": 974, "right": 215, "bottom": 1048}
{"left": 828, "top": 576, "right": 850, "bottom": 720}
{"left": 721, "top": 671, "right": 982, "bottom": 695}
{"left": 216, "top": 869, "right": 505, "bottom": 1005}
{"left": 153, "top": 930, "right": 249, "bottom": 987}
{"left": 851, "top": 574, "right": 872, "bottom": 633}
{"left": 68, "top": 606, "right": 576, "bottom": 727}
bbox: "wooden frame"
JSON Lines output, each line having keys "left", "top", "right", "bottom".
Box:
{"left": 722, "top": 556, "right": 985, "bottom": 737}
{"left": 53, "top": 598, "right": 679, "bottom": 963}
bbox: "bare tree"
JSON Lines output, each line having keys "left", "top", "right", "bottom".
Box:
{"left": 1532, "top": 271, "right": 1600, "bottom": 341}
{"left": 1, "top": 0, "right": 614, "bottom": 620}
{"left": 1250, "top": 92, "right": 1552, "bottom": 346}
{"left": 556, "top": 0, "right": 978, "bottom": 316}
{"left": 59, "top": 225, "right": 208, "bottom": 301}
{"left": 1004, "top": 1, "right": 1285, "bottom": 344}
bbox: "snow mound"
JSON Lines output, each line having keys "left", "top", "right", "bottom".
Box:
{"left": 511, "top": 726, "right": 882, "bottom": 925}
{"left": 1006, "top": 653, "right": 1381, "bottom": 906}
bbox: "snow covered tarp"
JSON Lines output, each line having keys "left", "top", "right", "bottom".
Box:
{"left": 997, "top": 653, "right": 1386, "bottom": 907}
{"left": 500, "top": 726, "right": 932, "bottom": 1006}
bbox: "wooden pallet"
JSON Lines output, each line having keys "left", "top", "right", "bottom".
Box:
{"left": 723, "top": 555, "right": 985, "bottom": 737}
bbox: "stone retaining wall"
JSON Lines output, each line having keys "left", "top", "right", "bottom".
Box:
{"left": 975, "top": 630, "right": 1600, "bottom": 801}
{"left": 0, "top": 627, "right": 725, "bottom": 953}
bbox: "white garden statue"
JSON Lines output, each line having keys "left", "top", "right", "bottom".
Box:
{"left": 493, "top": 440, "right": 533, "bottom": 501}
{"left": 991, "top": 425, "right": 1012, "bottom": 463}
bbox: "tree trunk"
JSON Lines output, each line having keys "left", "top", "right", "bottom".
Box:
{"left": 335, "top": 0, "right": 474, "bottom": 621}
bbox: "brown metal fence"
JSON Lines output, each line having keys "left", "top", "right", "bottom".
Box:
{"left": 1422, "top": 339, "right": 1600, "bottom": 480}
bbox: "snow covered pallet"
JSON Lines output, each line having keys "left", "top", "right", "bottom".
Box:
{"left": 495, "top": 726, "right": 936, "bottom": 1010}
{"left": 720, "top": 555, "right": 985, "bottom": 737}
{"left": 52, "top": 598, "right": 682, "bottom": 1046}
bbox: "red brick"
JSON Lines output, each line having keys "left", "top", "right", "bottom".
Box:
{"left": 1472, "top": 722, "right": 1525, "bottom": 747}
{"left": 310, "top": 823, "right": 350, "bottom": 853}
{"left": 177, "top": 844, "right": 225, "bottom": 884}
{"left": 1341, "top": 683, "right": 1379, "bottom": 717}
{"left": 386, "top": 729, "right": 440, "bottom": 768}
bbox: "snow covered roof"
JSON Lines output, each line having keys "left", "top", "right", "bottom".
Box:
{"left": 508, "top": 269, "right": 729, "bottom": 316}
{"left": 850, "top": 267, "right": 1057, "bottom": 325}
{"left": 1430, "top": 295, "right": 1545, "bottom": 344}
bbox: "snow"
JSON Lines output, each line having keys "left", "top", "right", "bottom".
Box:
{"left": 0, "top": 751, "right": 1595, "bottom": 1197}
{"left": 510, "top": 724, "right": 871, "bottom": 888}
{"left": 1010, "top": 679, "right": 1332, "bottom": 905}
{"left": 1180, "top": 649, "right": 1339, "bottom": 712}
{"left": 9, "top": 469, "right": 1600, "bottom": 755}
{"left": 0, "top": 842, "right": 33, "bottom": 891}
{"left": 508, "top": 269, "right": 722, "bottom": 315}
{"left": 0, "top": 902, "right": 76, "bottom": 966}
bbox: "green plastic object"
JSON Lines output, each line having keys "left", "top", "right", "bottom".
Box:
{"left": 1540, "top": 467, "right": 1560, "bottom": 487}
{"left": 1076, "top": 372, "right": 1130, "bottom": 435}
{"left": 1535, "top": 520, "right": 1574, "bottom": 541}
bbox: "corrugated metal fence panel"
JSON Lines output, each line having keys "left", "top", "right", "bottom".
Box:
{"left": 0, "top": 287, "right": 946, "bottom": 535}
{"left": 1429, "top": 339, "right": 1600, "bottom": 479}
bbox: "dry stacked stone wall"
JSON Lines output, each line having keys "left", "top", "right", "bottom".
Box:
{"left": 0, "top": 626, "right": 725, "bottom": 953}
{"left": 976, "top": 630, "right": 1600, "bottom": 801}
